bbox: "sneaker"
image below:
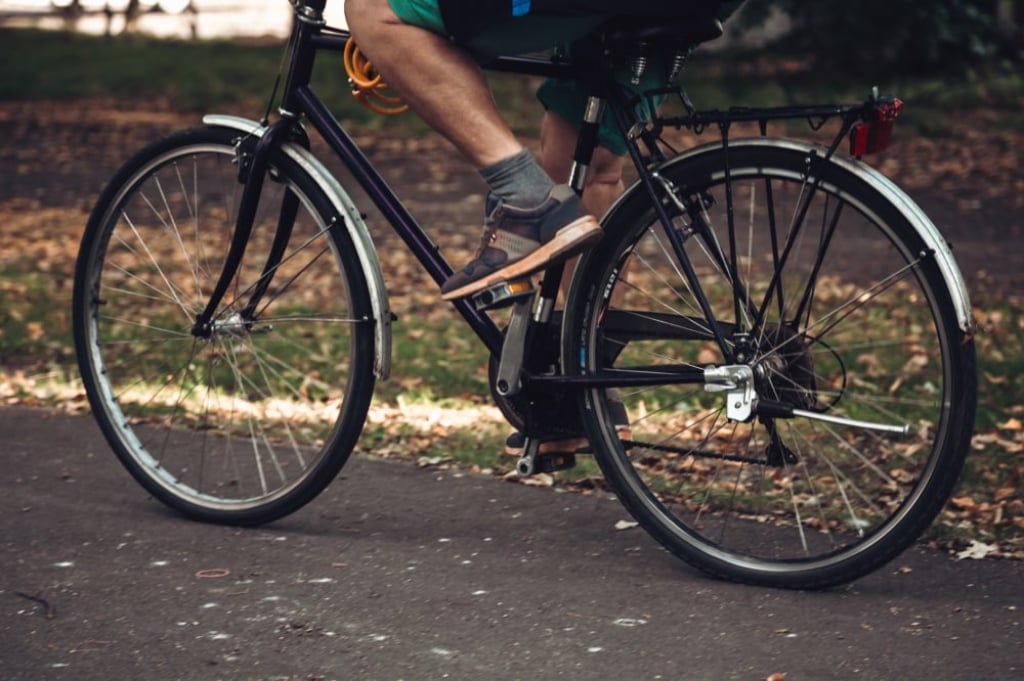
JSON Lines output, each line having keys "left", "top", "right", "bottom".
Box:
{"left": 440, "top": 186, "right": 601, "bottom": 300}
{"left": 503, "top": 393, "right": 632, "bottom": 458}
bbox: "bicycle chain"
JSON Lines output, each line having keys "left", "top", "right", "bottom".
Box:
{"left": 620, "top": 439, "right": 770, "bottom": 466}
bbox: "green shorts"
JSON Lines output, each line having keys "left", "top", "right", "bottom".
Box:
{"left": 387, "top": 0, "right": 663, "bottom": 155}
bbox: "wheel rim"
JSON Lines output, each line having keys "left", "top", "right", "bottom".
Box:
{"left": 80, "top": 141, "right": 363, "bottom": 513}
{"left": 583, "top": 152, "right": 962, "bottom": 572}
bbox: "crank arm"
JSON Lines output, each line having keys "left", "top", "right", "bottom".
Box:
{"left": 495, "top": 295, "right": 534, "bottom": 397}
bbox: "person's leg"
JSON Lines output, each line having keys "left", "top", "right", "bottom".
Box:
{"left": 539, "top": 110, "right": 625, "bottom": 218}
{"left": 538, "top": 110, "right": 627, "bottom": 296}
{"left": 501, "top": 111, "right": 631, "bottom": 458}
{"left": 345, "top": 0, "right": 601, "bottom": 300}
{"left": 345, "top": 0, "right": 521, "bottom": 167}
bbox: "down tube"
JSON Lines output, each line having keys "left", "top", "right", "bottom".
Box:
{"left": 297, "top": 86, "right": 504, "bottom": 355}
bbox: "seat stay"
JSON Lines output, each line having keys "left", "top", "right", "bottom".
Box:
{"left": 602, "top": 76, "right": 739, "bottom": 362}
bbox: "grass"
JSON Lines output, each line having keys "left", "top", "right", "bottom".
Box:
{"left": 3, "top": 27, "right": 1023, "bottom": 137}
{"left": 381, "top": 318, "right": 491, "bottom": 404}
{"left": 0, "top": 269, "right": 74, "bottom": 365}
{"left": 0, "top": 26, "right": 542, "bottom": 136}
{"left": 973, "top": 300, "right": 1024, "bottom": 425}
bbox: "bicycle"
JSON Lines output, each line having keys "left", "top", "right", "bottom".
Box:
{"left": 72, "top": 0, "right": 978, "bottom": 589}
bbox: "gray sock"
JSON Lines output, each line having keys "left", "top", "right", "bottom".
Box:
{"left": 478, "top": 148, "right": 555, "bottom": 208}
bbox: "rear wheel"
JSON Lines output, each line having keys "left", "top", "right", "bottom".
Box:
{"left": 73, "top": 126, "right": 376, "bottom": 525}
{"left": 565, "top": 140, "right": 976, "bottom": 588}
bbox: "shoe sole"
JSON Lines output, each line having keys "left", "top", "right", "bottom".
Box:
{"left": 441, "top": 216, "right": 602, "bottom": 301}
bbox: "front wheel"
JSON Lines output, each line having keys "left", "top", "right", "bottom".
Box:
{"left": 72, "top": 126, "right": 377, "bottom": 525}
{"left": 564, "top": 139, "right": 977, "bottom": 588}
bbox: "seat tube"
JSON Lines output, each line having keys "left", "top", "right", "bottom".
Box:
{"left": 568, "top": 96, "right": 605, "bottom": 195}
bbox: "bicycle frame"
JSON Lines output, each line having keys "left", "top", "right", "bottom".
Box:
{"left": 195, "top": 0, "right": 927, "bottom": 391}
{"left": 71, "top": 0, "right": 980, "bottom": 580}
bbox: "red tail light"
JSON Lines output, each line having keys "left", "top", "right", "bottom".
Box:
{"left": 849, "top": 98, "right": 903, "bottom": 157}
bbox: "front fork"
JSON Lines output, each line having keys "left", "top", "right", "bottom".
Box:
{"left": 191, "top": 118, "right": 302, "bottom": 338}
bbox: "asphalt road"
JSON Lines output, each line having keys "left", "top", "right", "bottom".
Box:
{"left": 1, "top": 406, "right": 1021, "bottom": 681}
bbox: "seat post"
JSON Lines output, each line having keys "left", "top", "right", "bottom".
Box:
{"left": 568, "top": 95, "right": 605, "bottom": 195}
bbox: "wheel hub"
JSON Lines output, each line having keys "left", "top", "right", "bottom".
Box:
{"left": 753, "top": 324, "right": 818, "bottom": 411}
{"left": 211, "top": 312, "right": 250, "bottom": 339}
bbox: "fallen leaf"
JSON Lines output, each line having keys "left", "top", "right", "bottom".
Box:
{"left": 615, "top": 520, "right": 639, "bottom": 531}
{"left": 517, "top": 473, "right": 554, "bottom": 487}
{"left": 982, "top": 371, "right": 1007, "bottom": 385}
{"left": 950, "top": 496, "right": 977, "bottom": 510}
{"left": 995, "top": 486, "right": 1018, "bottom": 502}
{"left": 956, "top": 540, "right": 997, "bottom": 560}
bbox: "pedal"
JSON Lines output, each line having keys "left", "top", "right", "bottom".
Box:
{"left": 517, "top": 452, "right": 578, "bottom": 476}
{"left": 515, "top": 436, "right": 541, "bottom": 477}
{"left": 472, "top": 279, "right": 534, "bottom": 311}
{"left": 533, "top": 452, "right": 577, "bottom": 474}
{"left": 516, "top": 437, "right": 578, "bottom": 477}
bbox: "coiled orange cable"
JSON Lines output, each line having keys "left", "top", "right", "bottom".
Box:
{"left": 343, "top": 39, "right": 409, "bottom": 116}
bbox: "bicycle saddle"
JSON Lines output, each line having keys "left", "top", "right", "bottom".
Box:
{"left": 602, "top": 17, "right": 724, "bottom": 50}
{"left": 441, "top": 0, "right": 727, "bottom": 51}
{"left": 531, "top": 0, "right": 726, "bottom": 20}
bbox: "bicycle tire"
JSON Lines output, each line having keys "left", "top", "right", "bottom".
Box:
{"left": 564, "top": 139, "right": 977, "bottom": 588}
{"left": 73, "top": 125, "right": 376, "bottom": 525}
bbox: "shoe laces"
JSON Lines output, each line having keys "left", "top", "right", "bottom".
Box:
{"left": 472, "top": 223, "right": 499, "bottom": 258}
{"left": 472, "top": 194, "right": 503, "bottom": 257}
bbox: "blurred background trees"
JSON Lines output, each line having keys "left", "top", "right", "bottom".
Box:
{"left": 730, "top": 0, "right": 1022, "bottom": 76}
